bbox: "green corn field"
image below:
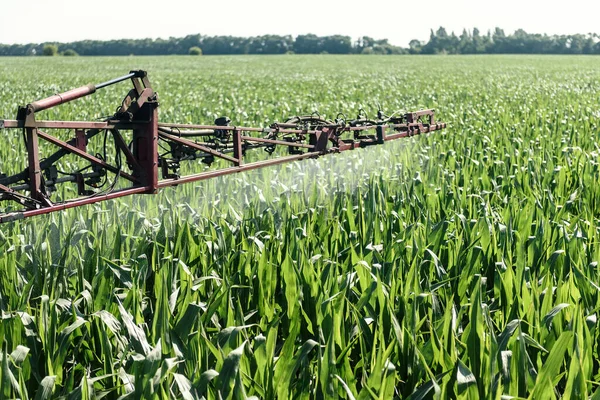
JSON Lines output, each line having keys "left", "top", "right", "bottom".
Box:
{"left": 0, "top": 55, "right": 599, "bottom": 399}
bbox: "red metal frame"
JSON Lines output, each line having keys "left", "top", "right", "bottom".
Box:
{"left": 0, "top": 70, "right": 446, "bottom": 223}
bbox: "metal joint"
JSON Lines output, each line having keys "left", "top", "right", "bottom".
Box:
{"left": 130, "top": 70, "right": 147, "bottom": 78}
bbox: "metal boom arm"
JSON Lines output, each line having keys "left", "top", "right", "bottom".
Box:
{"left": 0, "top": 71, "right": 446, "bottom": 223}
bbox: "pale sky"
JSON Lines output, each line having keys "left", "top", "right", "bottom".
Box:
{"left": 0, "top": 0, "right": 598, "bottom": 47}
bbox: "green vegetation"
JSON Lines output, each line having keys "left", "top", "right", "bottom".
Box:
{"left": 0, "top": 55, "right": 599, "bottom": 398}
{"left": 41, "top": 44, "right": 58, "bottom": 56}
{"left": 62, "top": 49, "right": 79, "bottom": 57}
{"left": 410, "top": 27, "right": 600, "bottom": 55}
{"left": 2, "top": 28, "right": 599, "bottom": 56}
{"left": 189, "top": 46, "right": 203, "bottom": 56}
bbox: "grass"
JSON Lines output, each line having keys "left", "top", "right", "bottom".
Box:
{"left": 0, "top": 54, "right": 599, "bottom": 398}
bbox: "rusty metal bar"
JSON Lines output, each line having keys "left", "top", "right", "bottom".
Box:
{"left": 111, "top": 130, "right": 144, "bottom": 179}
{"left": 36, "top": 130, "right": 137, "bottom": 182}
{"left": 158, "top": 126, "right": 215, "bottom": 137}
{"left": 1, "top": 185, "right": 150, "bottom": 223}
{"left": 25, "top": 127, "right": 47, "bottom": 204}
{"left": 75, "top": 129, "right": 87, "bottom": 151}
{"left": 0, "top": 183, "right": 14, "bottom": 193}
{"left": 159, "top": 131, "right": 239, "bottom": 164}
{"left": 30, "top": 85, "right": 96, "bottom": 112}
{"left": 159, "top": 123, "right": 310, "bottom": 135}
{"left": 157, "top": 153, "right": 319, "bottom": 188}
{"left": 240, "top": 135, "right": 314, "bottom": 149}
{"left": 0, "top": 120, "right": 146, "bottom": 130}
{"left": 233, "top": 129, "right": 243, "bottom": 166}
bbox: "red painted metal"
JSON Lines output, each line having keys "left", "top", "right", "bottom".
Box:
{"left": 0, "top": 70, "right": 447, "bottom": 223}
{"left": 36, "top": 130, "right": 137, "bottom": 182}
{"left": 0, "top": 120, "right": 144, "bottom": 130}
{"left": 240, "top": 135, "right": 315, "bottom": 149}
{"left": 158, "top": 132, "right": 239, "bottom": 164}
{"left": 75, "top": 129, "right": 86, "bottom": 151}
{"left": 157, "top": 153, "right": 319, "bottom": 189}
{"left": 30, "top": 84, "right": 96, "bottom": 112}
{"left": 233, "top": 129, "right": 243, "bottom": 166}
{"left": 25, "top": 127, "right": 44, "bottom": 203}
{"left": 12, "top": 186, "right": 151, "bottom": 221}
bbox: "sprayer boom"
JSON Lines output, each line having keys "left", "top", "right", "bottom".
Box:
{"left": 0, "top": 70, "right": 446, "bottom": 223}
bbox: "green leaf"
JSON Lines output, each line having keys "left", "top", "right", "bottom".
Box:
{"left": 542, "top": 303, "right": 570, "bottom": 328}
{"left": 34, "top": 376, "right": 57, "bottom": 400}
{"left": 457, "top": 359, "right": 478, "bottom": 397}
{"left": 218, "top": 341, "right": 246, "bottom": 400}
{"left": 529, "top": 331, "right": 573, "bottom": 399}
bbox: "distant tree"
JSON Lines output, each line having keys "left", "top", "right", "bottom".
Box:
{"left": 472, "top": 28, "right": 487, "bottom": 53}
{"left": 422, "top": 27, "right": 453, "bottom": 54}
{"left": 188, "top": 46, "right": 202, "bottom": 55}
{"left": 408, "top": 39, "right": 422, "bottom": 54}
{"left": 294, "top": 34, "right": 322, "bottom": 54}
{"left": 62, "top": 49, "right": 78, "bottom": 56}
{"left": 361, "top": 47, "right": 375, "bottom": 54}
{"left": 582, "top": 34, "right": 596, "bottom": 54}
{"left": 567, "top": 34, "right": 586, "bottom": 54}
{"left": 492, "top": 27, "right": 507, "bottom": 53}
{"left": 322, "top": 35, "right": 352, "bottom": 54}
{"left": 448, "top": 31, "right": 460, "bottom": 54}
{"left": 355, "top": 36, "right": 375, "bottom": 53}
{"left": 458, "top": 29, "right": 471, "bottom": 53}
{"left": 42, "top": 44, "right": 58, "bottom": 56}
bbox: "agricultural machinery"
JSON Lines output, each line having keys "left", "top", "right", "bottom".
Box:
{"left": 0, "top": 70, "right": 446, "bottom": 223}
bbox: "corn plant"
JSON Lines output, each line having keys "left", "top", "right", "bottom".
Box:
{"left": 0, "top": 54, "right": 599, "bottom": 398}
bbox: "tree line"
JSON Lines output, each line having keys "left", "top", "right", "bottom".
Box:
{"left": 1, "top": 28, "right": 599, "bottom": 56}
{"left": 410, "top": 27, "right": 600, "bottom": 55}
{"left": 0, "top": 34, "right": 401, "bottom": 56}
